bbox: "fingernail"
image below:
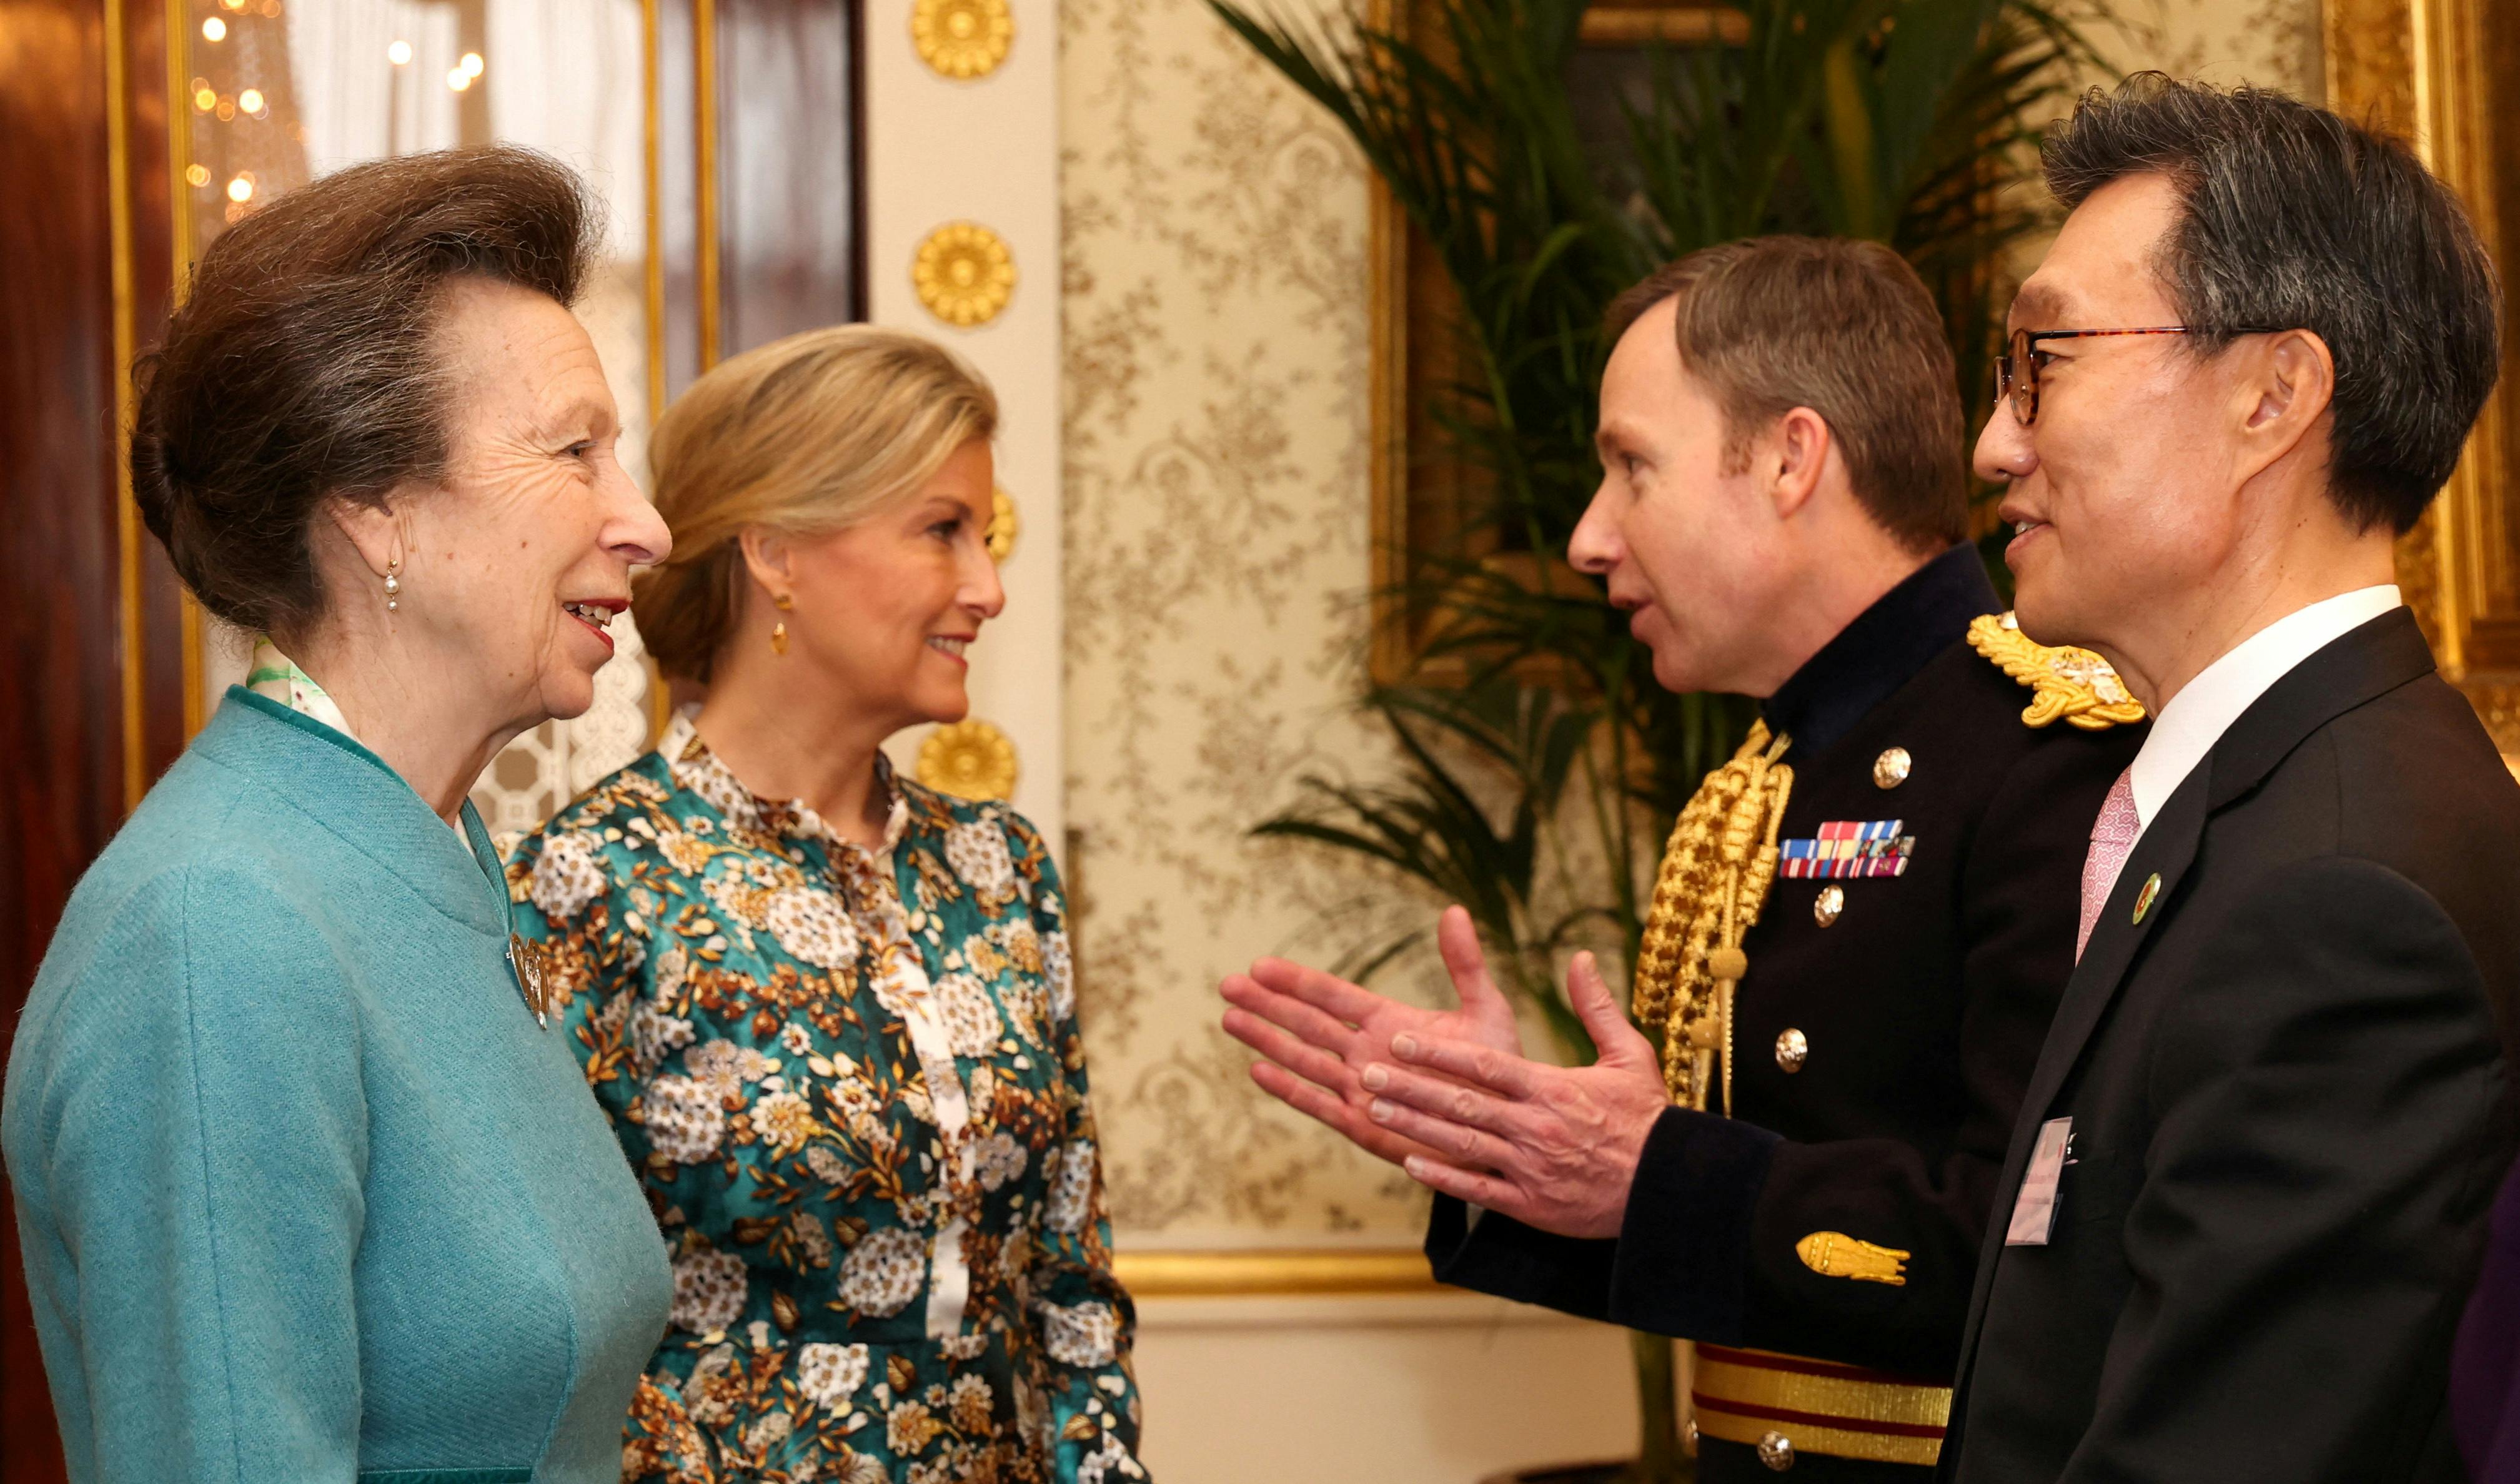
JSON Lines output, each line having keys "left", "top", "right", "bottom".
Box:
{"left": 1403, "top": 1155, "right": 1424, "bottom": 1177}
{"left": 1392, "top": 1034, "right": 1419, "bottom": 1057}
{"left": 1370, "top": 1099, "right": 1393, "bottom": 1122}
{"left": 1361, "top": 1066, "right": 1388, "bottom": 1091}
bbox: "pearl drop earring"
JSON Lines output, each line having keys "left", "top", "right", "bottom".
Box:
{"left": 384, "top": 556, "right": 402, "bottom": 613}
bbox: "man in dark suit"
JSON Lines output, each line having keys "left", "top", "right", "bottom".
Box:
{"left": 1938, "top": 76, "right": 2520, "bottom": 1482}
{"left": 1218, "top": 237, "right": 2141, "bottom": 1480}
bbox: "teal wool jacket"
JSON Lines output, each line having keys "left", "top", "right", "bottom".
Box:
{"left": 4, "top": 690, "right": 672, "bottom": 1484}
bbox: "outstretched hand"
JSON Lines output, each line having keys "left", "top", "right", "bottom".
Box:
{"left": 1218, "top": 906, "right": 1524, "bottom": 1167}
{"left": 1362, "top": 949, "right": 1669, "bottom": 1240}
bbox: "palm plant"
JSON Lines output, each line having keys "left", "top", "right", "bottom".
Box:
{"left": 1220, "top": 0, "right": 2115, "bottom": 1476}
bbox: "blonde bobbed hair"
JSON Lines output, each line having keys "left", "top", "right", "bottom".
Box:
{"left": 633, "top": 324, "right": 998, "bottom": 682}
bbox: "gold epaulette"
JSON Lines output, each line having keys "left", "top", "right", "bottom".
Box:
{"left": 1966, "top": 612, "right": 2146, "bottom": 731}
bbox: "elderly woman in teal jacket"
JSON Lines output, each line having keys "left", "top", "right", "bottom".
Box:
{"left": 2, "top": 147, "right": 675, "bottom": 1483}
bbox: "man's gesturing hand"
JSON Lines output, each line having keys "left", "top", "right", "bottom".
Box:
{"left": 1218, "top": 906, "right": 1524, "bottom": 1167}
{"left": 1362, "top": 949, "right": 1669, "bottom": 1240}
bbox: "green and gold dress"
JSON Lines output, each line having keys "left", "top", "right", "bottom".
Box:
{"left": 508, "top": 713, "right": 1143, "bottom": 1484}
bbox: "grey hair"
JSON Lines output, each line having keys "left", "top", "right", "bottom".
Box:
{"left": 2041, "top": 72, "right": 2501, "bottom": 533}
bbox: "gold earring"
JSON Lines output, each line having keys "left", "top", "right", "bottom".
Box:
{"left": 384, "top": 556, "right": 402, "bottom": 613}
{"left": 771, "top": 591, "right": 793, "bottom": 656}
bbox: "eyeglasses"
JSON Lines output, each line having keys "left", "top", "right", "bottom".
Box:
{"left": 1992, "top": 325, "right": 2278, "bottom": 426}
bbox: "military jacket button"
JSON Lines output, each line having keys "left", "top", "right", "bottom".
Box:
{"left": 1873, "top": 746, "right": 1912, "bottom": 789}
{"left": 1775, "top": 1027, "right": 1808, "bottom": 1073}
{"left": 1758, "top": 1430, "right": 1795, "bottom": 1471}
{"left": 1813, "top": 884, "right": 1845, "bottom": 927}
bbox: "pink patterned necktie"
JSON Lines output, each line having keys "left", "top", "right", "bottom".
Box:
{"left": 2076, "top": 769, "right": 2140, "bottom": 961}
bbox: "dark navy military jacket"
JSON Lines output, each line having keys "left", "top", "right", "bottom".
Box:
{"left": 1427, "top": 545, "right": 2141, "bottom": 1482}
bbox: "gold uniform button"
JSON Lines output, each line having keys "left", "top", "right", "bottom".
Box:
{"left": 1758, "top": 1430, "right": 1795, "bottom": 1471}
{"left": 1873, "top": 746, "right": 1912, "bottom": 789}
{"left": 1813, "top": 884, "right": 1844, "bottom": 927}
{"left": 1775, "top": 1027, "right": 1808, "bottom": 1073}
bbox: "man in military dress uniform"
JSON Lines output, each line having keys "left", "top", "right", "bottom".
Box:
{"left": 1218, "top": 237, "right": 2141, "bottom": 1480}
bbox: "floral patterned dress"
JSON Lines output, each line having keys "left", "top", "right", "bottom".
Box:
{"left": 507, "top": 713, "right": 1144, "bottom": 1484}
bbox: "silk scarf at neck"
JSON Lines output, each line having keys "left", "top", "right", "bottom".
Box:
{"left": 246, "top": 635, "right": 359, "bottom": 741}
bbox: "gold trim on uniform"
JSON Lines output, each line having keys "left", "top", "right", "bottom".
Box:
{"left": 1692, "top": 1345, "right": 1951, "bottom": 1468}
{"left": 1633, "top": 722, "right": 1794, "bottom": 1115}
{"left": 1967, "top": 611, "right": 2146, "bottom": 731}
{"left": 1794, "top": 1230, "right": 1909, "bottom": 1285}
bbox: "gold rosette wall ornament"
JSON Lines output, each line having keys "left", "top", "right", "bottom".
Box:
{"left": 918, "top": 719, "right": 1019, "bottom": 801}
{"left": 911, "top": 0, "right": 1013, "bottom": 79}
{"left": 912, "top": 224, "right": 1015, "bottom": 327}
{"left": 986, "top": 487, "right": 1019, "bottom": 562}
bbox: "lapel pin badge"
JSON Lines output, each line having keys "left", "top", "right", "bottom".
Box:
{"left": 2131, "top": 872, "right": 2162, "bottom": 926}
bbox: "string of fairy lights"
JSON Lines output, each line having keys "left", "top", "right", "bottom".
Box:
{"left": 182, "top": 1, "right": 484, "bottom": 240}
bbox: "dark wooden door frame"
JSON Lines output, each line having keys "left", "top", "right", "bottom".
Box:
{"left": 5, "top": 0, "right": 190, "bottom": 1477}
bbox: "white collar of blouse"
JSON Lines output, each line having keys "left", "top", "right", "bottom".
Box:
{"left": 656, "top": 706, "right": 910, "bottom": 854}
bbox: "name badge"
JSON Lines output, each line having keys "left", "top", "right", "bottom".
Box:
{"left": 2005, "top": 1117, "right": 2073, "bottom": 1247}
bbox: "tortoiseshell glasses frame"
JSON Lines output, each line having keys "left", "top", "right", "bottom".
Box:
{"left": 1992, "top": 325, "right": 2279, "bottom": 426}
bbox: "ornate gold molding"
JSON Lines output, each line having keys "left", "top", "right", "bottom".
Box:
{"left": 2324, "top": 0, "right": 2519, "bottom": 703}
{"left": 912, "top": 0, "right": 1014, "bottom": 80}
{"left": 1113, "top": 1247, "right": 1442, "bottom": 1297}
{"left": 695, "top": 0, "right": 723, "bottom": 370}
{"left": 986, "top": 485, "right": 1019, "bottom": 562}
{"left": 912, "top": 221, "right": 1016, "bottom": 327}
{"left": 1577, "top": 4, "right": 1745, "bottom": 46}
{"left": 917, "top": 717, "right": 1019, "bottom": 799}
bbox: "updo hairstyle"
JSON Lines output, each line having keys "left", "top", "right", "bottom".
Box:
{"left": 635, "top": 325, "right": 999, "bottom": 683}
{"left": 131, "top": 145, "right": 598, "bottom": 635}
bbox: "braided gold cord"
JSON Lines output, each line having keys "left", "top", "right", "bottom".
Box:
{"left": 1630, "top": 723, "right": 1793, "bottom": 1112}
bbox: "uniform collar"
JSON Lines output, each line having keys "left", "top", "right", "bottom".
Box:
{"left": 1760, "top": 543, "right": 1998, "bottom": 761}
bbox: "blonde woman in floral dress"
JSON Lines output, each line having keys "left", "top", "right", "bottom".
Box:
{"left": 508, "top": 327, "right": 1143, "bottom": 1484}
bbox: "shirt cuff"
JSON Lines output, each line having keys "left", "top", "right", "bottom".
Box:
{"left": 1609, "top": 1106, "right": 1780, "bottom": 1340}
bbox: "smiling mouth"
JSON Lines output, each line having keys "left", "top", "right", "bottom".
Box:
{"left": 928, "top": 636, "right": 971, "bottom": 660}
{"left": 563, "top": 600, "right": 623, "bottom": 653}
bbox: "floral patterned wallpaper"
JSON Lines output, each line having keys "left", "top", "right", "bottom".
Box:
{"left": 1057, "top": 0, "right": 1434, "bottom": 1243}
{"left": 1057, "top": 0, "right": 2326, "bottom": 1246}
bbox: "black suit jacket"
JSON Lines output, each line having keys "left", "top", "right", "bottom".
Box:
{"left": 1427, "top": 549, "right": 2141, "bottom": 1409}
{"left": 1943, "top": 609, "right": 2520, "bottom": 1483}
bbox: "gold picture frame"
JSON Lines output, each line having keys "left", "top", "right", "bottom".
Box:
{"left": 1364, "top": 3, "right": 1746, "bottom": 685}
{"left": 2324, "top": 0, "right": 2520, "bottom": 741}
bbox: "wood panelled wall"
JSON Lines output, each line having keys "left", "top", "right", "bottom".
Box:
{"left": 2, "top": 0, "right": 189, "bottom": 1477}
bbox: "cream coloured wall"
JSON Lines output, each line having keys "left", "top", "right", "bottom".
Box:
{"left": 1056, "top": 0, "right": 2326, "bottom": 1477}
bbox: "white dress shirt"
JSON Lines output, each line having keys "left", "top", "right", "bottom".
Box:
{"left": 2125, "top": 585, "right": 2404, "bottom": 846}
